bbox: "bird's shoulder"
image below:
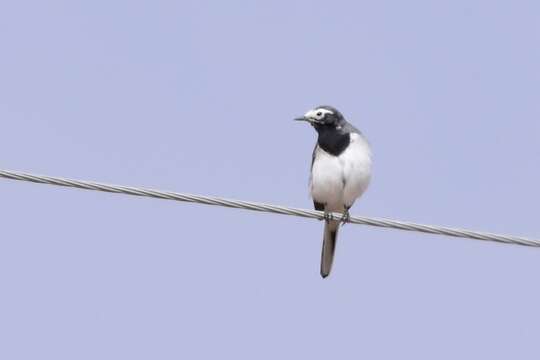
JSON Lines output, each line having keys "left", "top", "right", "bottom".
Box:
{"left": 342, "top": 121, "right": 367, "bottom": 138}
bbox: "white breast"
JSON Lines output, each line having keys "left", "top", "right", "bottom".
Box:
{"left": 310, "top": 133, "right": 372, "bottom": 212}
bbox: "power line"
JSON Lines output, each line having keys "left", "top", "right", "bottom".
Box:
{"left": 0, "top": 169, "right": 538, "bottom": 247}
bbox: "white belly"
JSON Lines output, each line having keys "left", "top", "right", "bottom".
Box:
{"left": 310, "top": 133, "right": 372, "bottom": 212}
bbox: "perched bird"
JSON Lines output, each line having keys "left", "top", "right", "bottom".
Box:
{"left": 295, "top": 106, "right": 372, "bottom": 278}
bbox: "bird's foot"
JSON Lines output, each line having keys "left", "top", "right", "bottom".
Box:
{"left": 323, "top": 211, "right": 333, "bottom": 223}
{"left": 340, "top": 209, "right": 351, "bottom": 225}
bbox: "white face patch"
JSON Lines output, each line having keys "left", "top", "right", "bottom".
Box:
{"left": 304, "top": 108, "right": 334, "bottom": 122}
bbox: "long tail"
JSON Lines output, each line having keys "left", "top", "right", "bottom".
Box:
{"left": 320, "top": 219, "right": 340, "bottom": 278}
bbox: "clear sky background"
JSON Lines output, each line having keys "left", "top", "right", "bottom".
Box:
{"left": 1, "top": 1, "right": 539, "bottom": 359}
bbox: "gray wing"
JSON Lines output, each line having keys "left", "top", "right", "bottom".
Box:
{"left": 310, "top": 142, "right": 318, "bottom": 170}
{"left": 310, "top": 143, "right": 325, "bottom": 211}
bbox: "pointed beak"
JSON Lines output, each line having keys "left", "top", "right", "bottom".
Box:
{"left": 294, "top": 116, "right": 315, "bottom": 124}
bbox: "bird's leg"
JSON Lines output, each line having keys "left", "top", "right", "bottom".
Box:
{"left": 340, "top": 207, "right": 351, "bottom": 225}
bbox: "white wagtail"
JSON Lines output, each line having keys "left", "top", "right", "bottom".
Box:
{"left": 295, "top": 106, "right": 372, "bottom": 278}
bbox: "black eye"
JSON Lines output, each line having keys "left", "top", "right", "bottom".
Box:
{"left": 316, "top": 112, "right": 322, "bottom": 116}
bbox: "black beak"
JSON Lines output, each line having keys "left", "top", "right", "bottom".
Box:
{"left": 294, "top": 116, "right": 316, "bottom": 124}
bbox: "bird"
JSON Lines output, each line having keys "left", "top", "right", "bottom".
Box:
{"left": 295, "top": 105, "right": 372, "bottom": 278}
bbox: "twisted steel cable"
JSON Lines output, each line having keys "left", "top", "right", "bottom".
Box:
{"left": 0, "top": 169, "right": 538, "bottom": 247}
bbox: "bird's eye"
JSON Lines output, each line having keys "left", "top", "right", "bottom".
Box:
{"left": 316, "top": 112, "right": 322, "bottom": 116}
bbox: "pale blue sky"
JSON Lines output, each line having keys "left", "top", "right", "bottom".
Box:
{"left": 1, "top": 1, "right": 539, "bottom": 359}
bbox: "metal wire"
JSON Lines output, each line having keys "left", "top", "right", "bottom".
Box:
{"left": 1, "top": 169, "right": 538, "bottom": 247}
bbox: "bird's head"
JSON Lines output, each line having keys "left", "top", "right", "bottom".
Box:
{"left": 294, "top": 105, "right": 345, "bottom": 131}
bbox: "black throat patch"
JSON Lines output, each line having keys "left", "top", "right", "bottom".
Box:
{"left": 317, "top": 128, "right": 350, "bottom": 156}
